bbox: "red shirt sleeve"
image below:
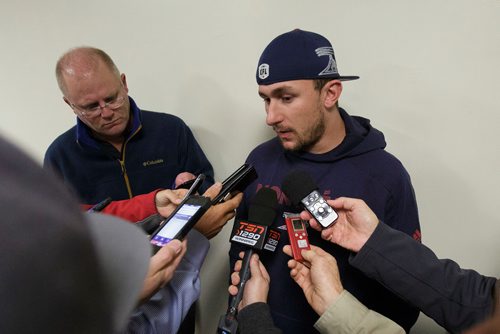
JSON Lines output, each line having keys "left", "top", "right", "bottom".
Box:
{"left": 81, "top": 190, "right": 161, "bottom": 222}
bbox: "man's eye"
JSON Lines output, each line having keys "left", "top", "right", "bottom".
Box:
{"left": 282, "top": 96, "right": 293, "bottom": 103}
{"left": 104, "top": 96, "right": 117, "bottom": 104}
{"left": 85, "top": 104, "right": 100, "bottom": 111}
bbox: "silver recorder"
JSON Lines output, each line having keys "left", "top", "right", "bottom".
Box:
{"left": 301, "top": 190, "right": 338, "bottom": 228}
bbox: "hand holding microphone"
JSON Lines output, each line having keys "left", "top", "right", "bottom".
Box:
{"left": 228, "top": 252, "right": 270, "bottom": 310}
{"left": 217, "top": 187, "right": 278, "bottom": 334}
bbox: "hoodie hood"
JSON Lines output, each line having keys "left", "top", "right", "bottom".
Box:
{"left": 286, "top": 108, "right": 387, "bottom": 163}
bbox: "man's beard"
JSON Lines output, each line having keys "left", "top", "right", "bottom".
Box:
{"left": 283, "top": 112, "right": 326, "bottom": 153}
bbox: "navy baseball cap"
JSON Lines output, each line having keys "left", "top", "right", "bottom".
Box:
{"left": 256, "top": 29, "right": 359, "bottom": 85}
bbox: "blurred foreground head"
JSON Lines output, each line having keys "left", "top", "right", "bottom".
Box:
{"left": 0, "top": 134, "right": 150, "bottom": 333}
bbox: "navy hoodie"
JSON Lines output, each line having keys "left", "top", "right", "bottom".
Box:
{"left": 230, "top": 108, "right": 421, "bottom": 333}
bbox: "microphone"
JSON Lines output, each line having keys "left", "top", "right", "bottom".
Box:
{"left": 217, "top": 187, "right": 278, "bottom": 334}
{"left": 87, "top": 197, "right": 112, "bottom": 212}
{"left": 282, "top": 170, "right": 338, "bottom": 228}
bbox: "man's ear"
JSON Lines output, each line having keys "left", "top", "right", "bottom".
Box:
{"left": 63, "top": 96, "right": 70, "bottom": 106}
{"left": 63, "top": 97, "right": 78, "bottom": 116}
{"left": 323, "top": 80, "right": 342, "bottom": 109}
{"left": 121, "top": 73, "right": 129, "bottom": 93}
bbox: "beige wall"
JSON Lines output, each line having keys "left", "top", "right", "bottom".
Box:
{"left": 1, "top": 1, "right": 498, "bottom": 332}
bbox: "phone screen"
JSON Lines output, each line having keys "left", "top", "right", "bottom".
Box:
{"left": 150, "top": 202, "right": 203, "bottom": 247}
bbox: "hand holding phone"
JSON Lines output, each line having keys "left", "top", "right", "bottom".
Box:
{"left": 212, "top": 164, "right": 257, "bottom": 205}
{"left": 150, "top": 195, "right": 211, "bottom": 250}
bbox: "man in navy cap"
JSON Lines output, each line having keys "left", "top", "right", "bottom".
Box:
{"left": 230, "top": 29, "right": 422, "bottom": 333}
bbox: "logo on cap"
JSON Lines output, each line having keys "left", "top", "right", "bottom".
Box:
{"left": 315, "top": 47, "right": 338, "bottom": 76}
{"left": 258, "top": 63, "right": 270, "bottom": 80}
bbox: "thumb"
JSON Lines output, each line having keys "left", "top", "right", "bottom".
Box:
{"left": 203, "top": 182, "right": 222, "bottom": 201}
{"left": 301, "top": 245, "right": 331, "bottom": 267}
{"left": 300, "top": 248, "right": 318, "bottom": 263}
{"left": 249, "top": 254, "right": 262, "bottom": 278}
{"left": 166, "top": 239, "right": 183, "bottom": 255}
{"left": 282, "top": 245, "right": 293, "bottom": 257}
{"left": 302, "top": 245, "right": 325, "bottom": 264}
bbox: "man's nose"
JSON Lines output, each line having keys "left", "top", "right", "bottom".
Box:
{"left": 98, "top": 104, "right": 114, "bottom": 118}
{"left": 265, "top": 101, "right": 282, "bottom": 126}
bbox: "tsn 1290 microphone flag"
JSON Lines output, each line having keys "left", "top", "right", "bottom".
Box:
{"left": 217, "top": 187, "right": 279, "bottom": 334}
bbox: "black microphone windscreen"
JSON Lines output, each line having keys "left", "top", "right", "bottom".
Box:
{"left": 248, "top": 187, "right": 278, "bottom": 226}
{"left": 282, "top": 170, "right": 318, "bottom": 206}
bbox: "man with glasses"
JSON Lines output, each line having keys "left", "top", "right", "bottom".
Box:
{"left": 44, "top": 47, "right": 214, "bottom": 206}
{"left": 43, "top": 47, "right": 215, "bottom": 334}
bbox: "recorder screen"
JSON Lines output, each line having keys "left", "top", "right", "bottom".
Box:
{"left": 292, "top": 218, "right": 304, "bottom": 231}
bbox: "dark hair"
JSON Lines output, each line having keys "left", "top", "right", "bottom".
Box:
{"left": 313, "top": 78, "right": 333, "bottom": 91}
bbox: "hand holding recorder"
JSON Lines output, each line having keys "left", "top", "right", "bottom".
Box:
{"left": 227, "top": 244, "right": 347, "bottom": 330}
{"left": 283, "top": 244, "right": 344, "bottom": 316}
{"left": 300, "top": 197, "right": 379, "bottom": 253}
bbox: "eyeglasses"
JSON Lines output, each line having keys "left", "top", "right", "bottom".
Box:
{"left": 70, "top": 91, "right": 126, "bottom": 118}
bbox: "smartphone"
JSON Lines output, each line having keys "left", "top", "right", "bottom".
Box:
{"left": 150, "top": 195, "right": 211, "bottom": 249}
{"left": 212, "top": 164, "right": 258, "bottom": 204}
{"left": 284, "top": 212, "right": 311, "bottom": 262}
{"left": 176, "top": 178, "right": 196, "bottom": 190}
{"left": 175, "top": 173, "right": 205, "bottom": 194}
{"left": 180, "top": 174, "right": 205, "bottom": 199}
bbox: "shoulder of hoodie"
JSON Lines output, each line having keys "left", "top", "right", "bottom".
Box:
{"left": 246, "top": 136, "right": 282, "bottom": 160}
{"left": 349, "top": 147, "right": 412, "bottom": 182}
{"left": 347, "top": 113, "right": 413, "bottom": 182}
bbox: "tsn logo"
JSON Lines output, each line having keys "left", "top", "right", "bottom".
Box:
{"left": 236, "top": 222, "right": 265, "bottom": 240}
{"left": 266, "top": 229, "right": 280, "bottom": 247}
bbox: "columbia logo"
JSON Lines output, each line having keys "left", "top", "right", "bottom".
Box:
{"left": 143, "top": 159, "right": 164, "bottom": 167}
